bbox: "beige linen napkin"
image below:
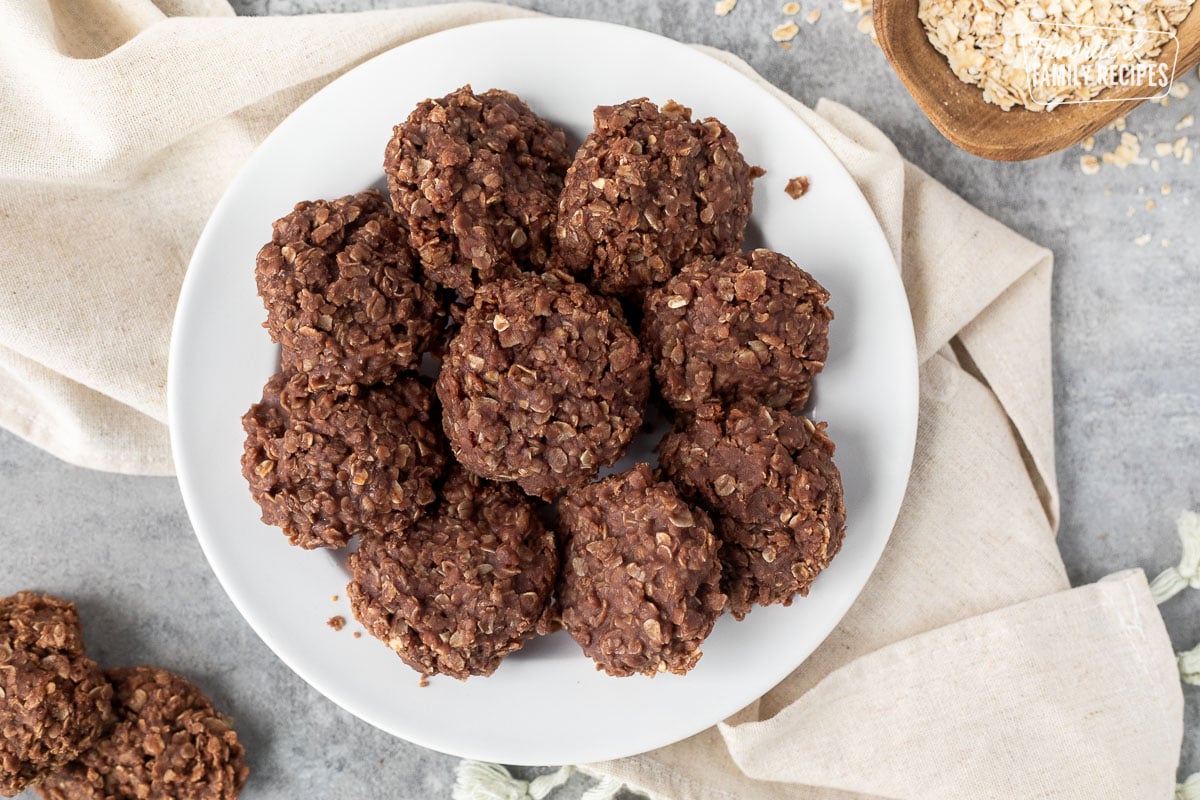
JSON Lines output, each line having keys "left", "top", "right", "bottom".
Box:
{"left": 0, "top": 2, "right": 1183, "bottom": 798}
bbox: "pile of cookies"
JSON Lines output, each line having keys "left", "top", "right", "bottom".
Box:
{"left": 0, "top": 592, "right": 247, "bottom": 799}
{"left": 242, "top": 86, "right": 845, "bottom": 681}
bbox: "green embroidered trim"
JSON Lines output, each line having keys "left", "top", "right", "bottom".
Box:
{"left": 1150, "top": 511, "right": 1200, "bottom": 604}
{"left": 452, "top": 762, "right": 575, "bottom": 800}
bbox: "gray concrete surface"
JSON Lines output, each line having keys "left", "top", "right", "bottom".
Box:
{"left": 4, "top": 0, "right": 1198, "bottom": 797}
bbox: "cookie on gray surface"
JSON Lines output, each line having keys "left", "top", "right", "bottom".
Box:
{"left": 37, "top": 667, "right": 248, "bottom": 800}
{"left": 0, "top": 592, "right": 114, "bottom": 798}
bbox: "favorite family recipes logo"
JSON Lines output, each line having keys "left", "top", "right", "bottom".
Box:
{"left": 1024, "top": 23, "right": 1179, "bottom": 105}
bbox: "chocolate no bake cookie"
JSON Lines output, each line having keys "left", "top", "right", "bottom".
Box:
{"left": 241, "top": 371, "right": 446, "bottom": 549}
{"left": 255, "top": 189, "right": 445, "bottom": 391}
{"left": 1, "top": 593, "right": 113, "bottom": 797}
{"left": 659, "top": 401, "right": 845, "bottom": 619}
{"left": 558, "top": 464, "right": 725, "bottom": 677}
{"left": 437, "top": 271, "right": 650, "bottom": 500}
{"left": 384, "top": 86, "right": 571, "bottom": 295}
{"left": 642, "top": 249, "right": 832, "bottom": 413}
{"left": 347, "top": 467, "right": 558, "bottom": 680}
{"left": 555, "top": 98, "right": 760, "bottom": 298}
{"left": 38, "top": 667, "right": 247, "bottom": 800}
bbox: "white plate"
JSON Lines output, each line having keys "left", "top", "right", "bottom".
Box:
{"left": 169, "top": 18, "right": 918, "bottom": 766}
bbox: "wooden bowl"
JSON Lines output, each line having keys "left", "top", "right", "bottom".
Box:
{"left": 874, "top": 0, "right": 1200, "bottom": 161}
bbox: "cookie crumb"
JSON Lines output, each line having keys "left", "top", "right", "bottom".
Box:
{"left": 785, "top": 175, "right": 811, "bottom": 198}
{"left": 353, "top": 631, "right": 362, "bottom": 639}
{"left": 1079, "top": 155, "right": 1100, "bottom": 175}
{"left": 715, "top": 0, "right": 737, "bottom": 15}
{"left": 330, "top": 595, "right": 338, "bottom": 602}
{"left": 327, "top": 615, "right": 346, "bottom": 631}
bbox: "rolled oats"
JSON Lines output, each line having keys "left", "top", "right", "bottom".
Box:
{"left": 772, "top": 20, "right": 801, "bottom": 41}
{"left": 919, "top": 0, "right": 1196, "bottom": 110}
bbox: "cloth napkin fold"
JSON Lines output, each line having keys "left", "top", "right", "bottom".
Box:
{"left": 0, "top": 2, "right": 1183, "bottom": 798}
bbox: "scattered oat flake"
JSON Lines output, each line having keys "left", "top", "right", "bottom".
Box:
{"left": 1156, "top": 142, "right": 1174, "bottom": 157}
{"left": 715, "top": 0, "right": 737, "bottom": 16}
{"left": 1152, "top": 95, "right": 1171, "bottom": 107}
{"left": 1126, "top": 206, "right": 1136, "bottom": 217}
{"left": 857, "top": 14, "right": 874, "bottom": 34}
{"left": 1146, "top": 200, "right": 1156, "bottom": 211}
{"left": 785, "top": 175, "right": 812, "bottom": 198}
{"left": 1163, "top": 239, "right": 1171, "bottom": 248}
{"left": 1104, "top": 132, "right": 1144, "bottom": 168}
{"left": 772, "top": 20, "right": 800, "bottom": 41}
{"left": 1170, "top": 82, "right": 1191, "bottom": 99}
{"left": 327, "top": 615, "right": 346, "bottom": 631}
{"left": 1177, "top": 115, "right": 1194, "bottom": 131}
{"left": 1080, "top": 155, "right": 1101, "bottom": 175}
{"left": 1081, "top": 136, "right": 1095, "bottom": 152}
{"left": 1173, "top": 136, "right": 1189, "bottom": 157}
{"left": 1162, "top": 183, "right": 1172, "bottom": 195}
{"left": 1151, "top": 159, "right": 1161, "bottom": 172}
{"left": 783, "top": 1, "right": 801, "bottom": 14}
{"left": 806, "top": 8, "right": 822, "bottom": 22}
{"left": 1185, "top": 148, "right": 1194, "bottom": 165}
{"left": 1134, "top": 234, "right": 1152, "bottom": 246}
{"left": 1111, "top": 117, "right": 1127, "bottom": 132}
